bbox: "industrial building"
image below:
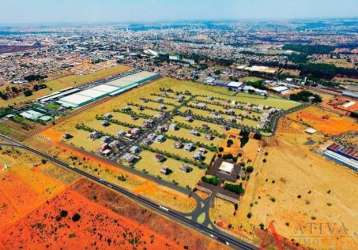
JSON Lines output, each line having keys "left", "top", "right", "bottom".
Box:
{"left": 57, "top": 71, "right": 159, "bottom": 108}
{"left": 20, "top": 110, "right": 53, "bottom": 122}
{"left": 324, "top": 143, "right": 358, "bottom": 171}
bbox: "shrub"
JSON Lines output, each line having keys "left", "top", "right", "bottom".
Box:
{"left": 224, "top": 182, "right": 244, "bottom": 195}
{"left": 201, "top": 175, "right": 220, "bottom": 186}
{"left": 246, "top": 166, "right": 254, "bottom": 174}
{"left": 23, "top": 89, "right": 33, "bottom": 97}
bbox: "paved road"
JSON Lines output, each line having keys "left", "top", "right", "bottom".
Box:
{"left": 0, "top": 133, "right": 257, "bottom": 250}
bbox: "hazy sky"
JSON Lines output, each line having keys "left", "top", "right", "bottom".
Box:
{"left": 0, "top": 0, "right": 357, "bottom": 23}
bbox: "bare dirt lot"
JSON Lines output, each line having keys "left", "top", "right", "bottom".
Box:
{"left": 288, "top": 106, "right": 358, "bottom": 135}
{"left": 0, "top": 146, "right": 78, "bottom": 232}
{"left": 0, "top": 183, "right": 180, "bottom": 250}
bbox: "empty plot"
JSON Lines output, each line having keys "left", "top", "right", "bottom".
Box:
{"left": 135, "top": 151, "right": 205, "bottom": 189}
{"left": 151, "top": 139, "right": 215, "bottom": 166}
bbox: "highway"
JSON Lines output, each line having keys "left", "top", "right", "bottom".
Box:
{"left": 0, "top": 133, "right": 257, "bottom": 250}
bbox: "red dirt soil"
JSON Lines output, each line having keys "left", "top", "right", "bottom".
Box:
{"left": 72, "top": 179, "right": 228, "bottom": 250}
{"left": 290, "top": 107, "right": 358, "bottom": 135}
{"left": 0, "top": 173, "right": 44, "bottom": 231}
{"left": 0, "top": 185, "right": 181, "bottom": 250}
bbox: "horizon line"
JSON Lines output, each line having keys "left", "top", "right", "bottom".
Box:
{"left": 0, "top": 16, "right": 358, "bottom": 27}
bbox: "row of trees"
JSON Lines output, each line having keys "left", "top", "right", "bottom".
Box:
{"left": 224, "top": 182, "right": 245, "bottom": 195}
{"left": 175, "top": 122, "right": 226, "bottom": 139}
{"left": 142, "top": 145, "right": 208, "bottom": 169}
{"left": 96, "top": 115, "right": 142, "bottom": 129}
{"left": 140, "top": 97, "right": 176, "bottom": 107}
{"left": 114, "top": 108, "right": 154, "bottom": 120}
{"left": 201, "top": 175, "right": 220, "bottom": 186}
{"left": 0, "top": 83, "right": 47, "bottom": 100}
{"left": 289, "top": 90, "right": 322, "bottom": 103}
{"left": 127, "top": 102, "right": 162, "bottom": 112}
{"left": 175, "top": 110, "right": 255, "bottom": 132}
{"left": 165, "top": 133, "right": 218, "bottom": 152}
{"left": 189, "top": 103, "right": 261, "bottom": 122}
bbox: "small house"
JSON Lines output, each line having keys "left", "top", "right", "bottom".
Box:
{"left": 160, "top": 167, "right": 172, "bottom": 175}
{"left": 196, "top": 103, "right": 207, "bottom": 109}
{"left": 156, "top": 135, "right": 166, "bottom": 143}
{"left": 101, "top": 148, "right": 112, "bottom": 157}
{"left": 89, "top": 131, "right": 102, "bottom": 140}
{"left": 129, "top": 146, "right": 141, "bottom": 154}
{"left": 198, "top": 148, "right": 207, "bottom": 154}
{"left": 102, "top": 136, "right": 113, "bottom": 144}
{"left": 180, "top": 165, "right": 193, "bottom": 173}
{"left": 175, "top": 141, "right": 184, "bottom": 149}
{"left": 109, "top": 140, "right": 121, "bottom": 150}
{"left": 177, "top": 95, "right": 185, "bottom": 102}
{"left": 141, "top": 138, "right": 153, "bottom": 146}
{"left": 155, "top": 154, "right": 167, "bottom": 162}
{"left": 63, "top": 133, "right": 73, "bottom": 140}
{"left": 102, "top": 120, "right": 110, "bottom": 127}
{"left": 117, "top": 130, "right": 126, "bottom": 137}
{"left": 157, "top": 125, "right": 168, "bottom": 133}
{"left": 194, "top": 151, "right": 205, "bottom": 161}
{"left": 144, "top": 119, "right": 154, "bottom": 128}
{"left": 169, "top": 123, "right": 179, "bottom": 131}
{"left": 184, "top": 143, "right": 195, "bottom": 152}
{"left": 190, "top": 130, "right": 200, "bottom": 136}
{"left": 130, "top": 128, "right": 141, "bottom": 136}
{"left": 156, "top": 97, "right": 164, "bottom": 103}
{"left": 122, "top": 106, "right": 132, "bottom": 112}
{"left": 104, "top": 113, "right": 113, "bottom": 119}
{"left": 121, "top": 153, "right": 139, "bottom": 164}
{"left": 147, "top": 133, "right": 157, "bottom": 141}
{"left": 205, "top": 134, "right": 215, "bottom": 141}
{"left": 186, "top": 116, "right": 194, "bottom": 122}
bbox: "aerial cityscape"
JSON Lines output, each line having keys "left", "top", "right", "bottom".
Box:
{"left": 0, "top": 1, "right": 357, "bottom": 250}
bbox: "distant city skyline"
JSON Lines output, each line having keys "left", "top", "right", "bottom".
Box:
{"left": 0, "top": 0, "right": 357, "bottom": 24}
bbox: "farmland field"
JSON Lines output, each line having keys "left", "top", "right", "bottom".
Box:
{"left": 150, "top": 138, "right": 215, "bottom": 165}
{"left": 135, "top": 150, "right": 206, "bottom": 189}
{"left": 0, "top": 64, "right": 130, "bottom": 108}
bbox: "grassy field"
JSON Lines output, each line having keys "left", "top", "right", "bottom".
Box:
{"left": 0, "top": 64, "right": 130, "bottom": 108}
{"left": 66, "top": 130, "right": 102, "bottom": 153}
{"left": 172, "top": 116, "right": 228, "bottom": 135}
{"left": 85, "top": 119, "right": 128, "bottom": 136}
{"left": 313, "top": 58, "right": 356, "bottom": 69}
{"left": 135, "top": 150, "right": 205, "bottom": 189}
{"left": 166, "top": 127, "right": 222, "bottom": 148}
{"left": 151, "top": 139, "right": 215, "bottom": 166}
{"left": 179, "top": 106, "right": 260, "bottom": 128}
{"left": 130, "top": 105, "right": 162, "bottom": 116}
